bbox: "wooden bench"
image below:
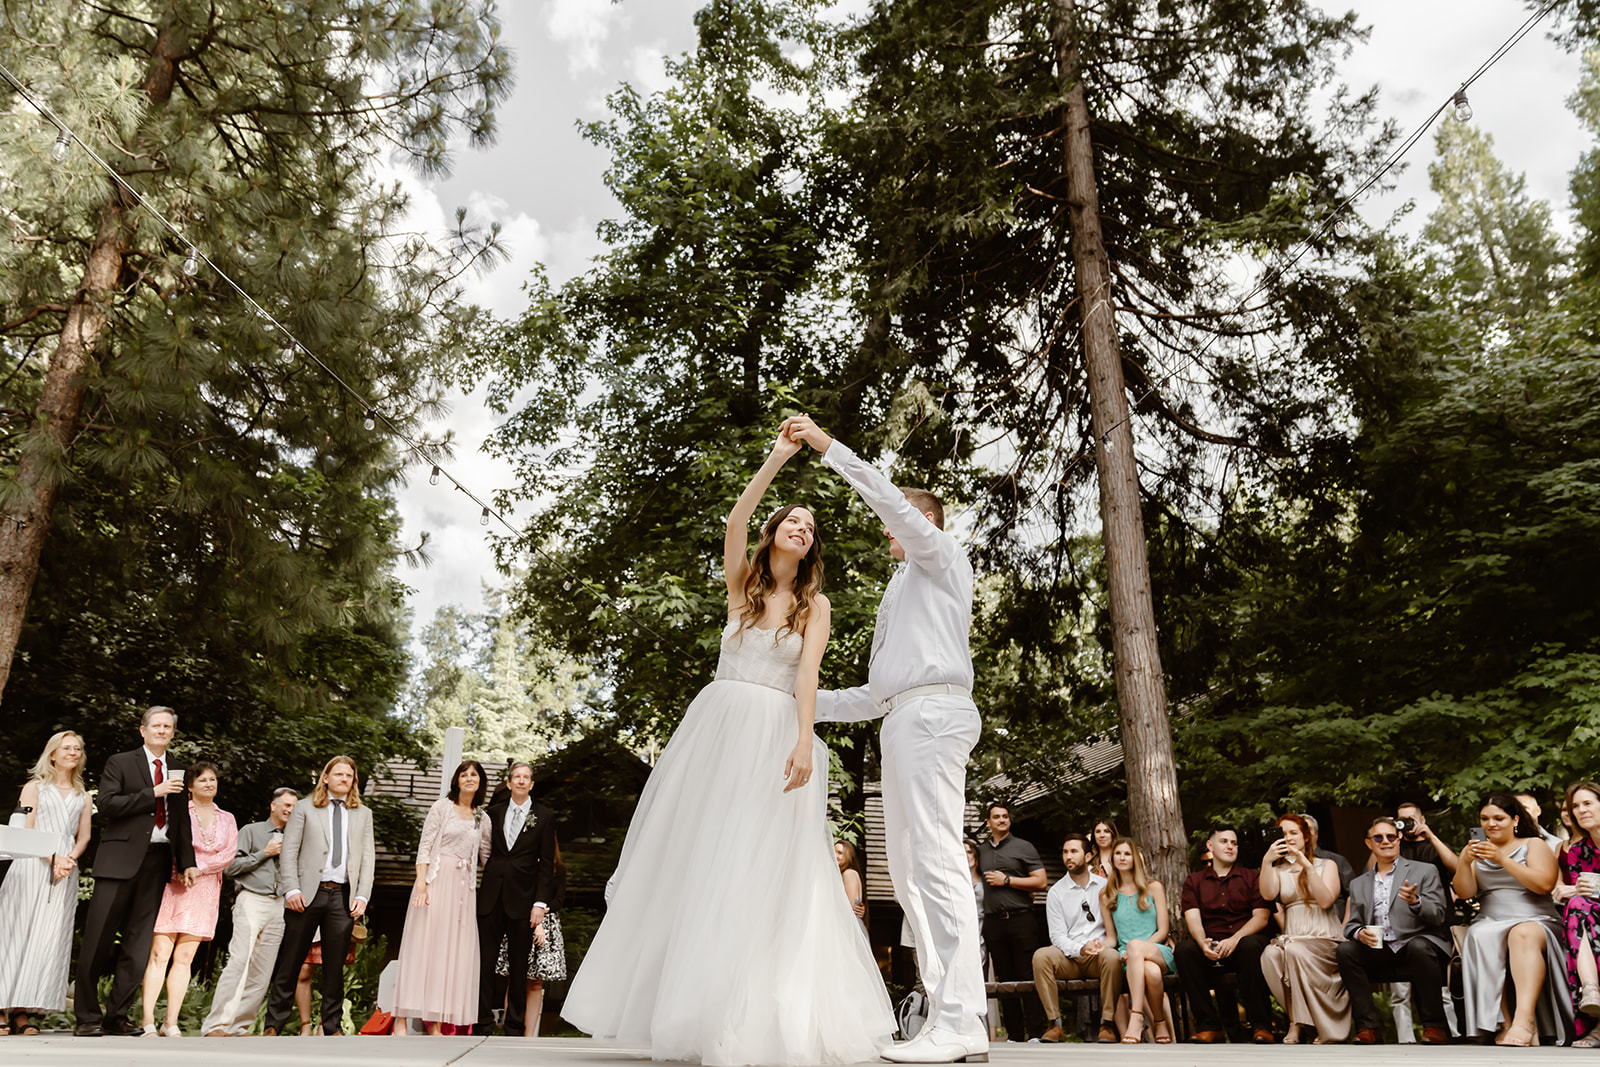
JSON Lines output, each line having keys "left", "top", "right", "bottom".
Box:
{"left": 985, "top": 977, "right": 1193, "bottom": 1042}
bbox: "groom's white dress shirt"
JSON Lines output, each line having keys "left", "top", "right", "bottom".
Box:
{"left": 814, "top": 442, "right": 974, "bottom": 721}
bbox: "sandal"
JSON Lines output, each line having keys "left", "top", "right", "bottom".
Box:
{"left": 1121, "top": 1010, "right": 1145, "bottom": 1044}
{"left": 1582, "top": 982, "right": 1600, "bottom": 1018}
{"left": 10, "top": 1011, "right": 39, "bottom": 1036}
{"left": 1500, "top": 1021, "right": 1535, "bottom": 1047}
{"left": 1152, "top": 1015, "right": 1173, "bottom": 1044}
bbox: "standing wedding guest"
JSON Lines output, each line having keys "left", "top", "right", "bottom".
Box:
{"left": 1516, "top": 792, "right": 1566, "bottom": 854}
{"left": 1558, "top": 781, "right": 1600, "bottom": 1047}
{"left": 977, "top": 802, "right": 1047, "bottom": 1041}
{"left": 837, "top": 841, "right": 868, "bottom": 925}
{"left": 1454, "top": 793, "right": 1570, "bottom": 1046}
{"left": 1258, "top": 814, "right": 1347, "bottom": 1044}
{"left": 392, "top": 761, "right": 491, "bottom": 1035}
{"left": 1101, "top": 838, "right": 1174, "bottom": 1044}
{"left": 0, "top": 731, "right": 93, "bottom": 1036}
{"left": 262, "top": 755, "right": 374, "bottom": 1037}
{"left": 475, "top": 761, "right": 558, "bottom": 1036}
{"left": 75, "top": 707, "right": 197, "bottom": 1036}
{"left": 1089, "top": 819, "right": 1119, "bottom": 881}
{"left": 496, "top": 836, "right": 570, "bottom": 1035}
{"left": 139, "top": 762, "right": 238, "bottom": 1036}
{"left": 1033, "top": 833, "right": 1118, "bottom": 1044}
{"left": 1337, "top": 817, "right": 1452, "bottom": 1045}
{"left": 201, "top": 787, "right": 297, "bottom": 1037}
{"left": 1175, "top": 825, "right": 1274, "bottom": 1043}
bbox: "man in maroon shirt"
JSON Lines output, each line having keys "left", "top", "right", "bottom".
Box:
{"left": 1175, "top": 826, "right": 1275, "bottom": 1043}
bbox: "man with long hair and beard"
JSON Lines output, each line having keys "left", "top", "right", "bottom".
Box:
{"left": 562, "top": 428, "right": 893, "bottom": 1066}
{"left": 782, "top": 413, "right": 988, "bottom": 1065}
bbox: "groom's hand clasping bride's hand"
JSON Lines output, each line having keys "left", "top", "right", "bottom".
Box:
{"left": 779, "top": 414, "right": 833, "bottom": 454}
{"left": 770, "top": 423, "right": 803, "bottom": 461}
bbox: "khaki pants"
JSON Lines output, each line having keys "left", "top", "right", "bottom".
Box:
{"left": 1032, "top": 944, "right": 1123, "bottom": 1023}
{"left": 201, "top": 889, "right": 285, "bottom": 1035}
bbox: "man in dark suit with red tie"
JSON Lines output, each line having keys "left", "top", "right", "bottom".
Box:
{"left": 74, "top": 706, "right": 197, "bottom": 1036}
{"left": 476, "top": 761, "right": 557, "bottom": 1035}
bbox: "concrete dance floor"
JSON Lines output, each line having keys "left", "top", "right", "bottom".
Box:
{"left": 0, "top": 1036, "right": 1581, "bottom": 1066}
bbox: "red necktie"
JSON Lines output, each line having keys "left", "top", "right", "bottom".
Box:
{"left": 153, "top": 759, "right": 166, "bottom": 829}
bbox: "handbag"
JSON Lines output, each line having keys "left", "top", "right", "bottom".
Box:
{"left": 358, "top": 1009, "right": 393, "bottom": 1035}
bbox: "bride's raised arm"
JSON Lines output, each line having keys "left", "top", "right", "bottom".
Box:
{"left": 723, "top": 428, "right": 803, "bottom": 610}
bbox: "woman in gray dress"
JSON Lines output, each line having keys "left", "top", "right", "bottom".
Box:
{"left": 1454, "top": 792, "right": 1572, "bottom": 1046}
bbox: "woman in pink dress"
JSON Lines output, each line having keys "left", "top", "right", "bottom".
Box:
{"left": 392, "top": 761, "right": 491, "bottom": 1034}
{"left": 140, "top": 762, "right": 237, "bottom": 1036}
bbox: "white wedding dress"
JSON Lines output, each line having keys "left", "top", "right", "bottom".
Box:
{"left": 563, "top": 621, "right": 895, "bottom": 1065}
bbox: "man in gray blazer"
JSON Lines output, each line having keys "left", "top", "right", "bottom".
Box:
{"left": 1335, "top": 816, "right": 1453, "bottom": 1044}
{"left": 261, "top": 756, "right": 375, "bottom": 1035}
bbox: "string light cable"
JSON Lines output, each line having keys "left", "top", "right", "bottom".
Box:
{"left": 0, "top": 58, "right": 698, "bottom": 675}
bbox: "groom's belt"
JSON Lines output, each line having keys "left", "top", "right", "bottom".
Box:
{"left": 879, "top": 683, "right": 972, "bottom": 715}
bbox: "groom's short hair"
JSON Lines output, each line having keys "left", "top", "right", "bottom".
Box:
{"left": 900, "top": 488, "right": 944, "bottom": 529}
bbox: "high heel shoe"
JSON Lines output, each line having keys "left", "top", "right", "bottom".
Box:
{"left": 1121, "top": 1010, "right": 1144, "bottom": 1044}
{"left": 1500, "top": 1021, "right": 1535, "bottom": 1047}
{"left": 1581, "top": 982, "right": 1600, "bottom": 1018}
{"left": 1152, "top": 1015, "right": 1173, "bottom": 1044}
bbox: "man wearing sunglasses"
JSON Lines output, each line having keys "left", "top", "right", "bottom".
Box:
{"left": 1033, "top": 834, "right": 1120, "bottom": 1044}
{"left": 1336, "top": 817, "right": 1453, "bottom": 1044}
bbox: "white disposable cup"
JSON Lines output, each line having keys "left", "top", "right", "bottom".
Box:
{"left": 1580, "top": 873, "right": 1600, "bottom": 899}
{"left": 1364, "top": 925, "right": 1384, "bottom": 945}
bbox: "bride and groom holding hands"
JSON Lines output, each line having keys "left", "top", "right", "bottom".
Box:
{"left": 562, "top": 416, "right": 990, "bottom": 1066}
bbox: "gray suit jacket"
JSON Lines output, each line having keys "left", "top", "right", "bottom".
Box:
{"left": 280, "top": 798, "right": 374, "bottom": 903}
{"left": 1343, "top": 856, "right": 1452, "bottom": 957}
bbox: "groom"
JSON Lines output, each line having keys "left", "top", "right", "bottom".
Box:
{"left": 782, "top": 415, "right": 988, "bottom": 1064}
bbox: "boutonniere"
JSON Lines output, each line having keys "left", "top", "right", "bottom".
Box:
{"left": 473, "top": 805, "right": 486, "bottom": 829}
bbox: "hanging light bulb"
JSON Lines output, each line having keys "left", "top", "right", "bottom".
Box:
{"left": 1451, "top": 90, "right": 1473, "bottom": 122}
{"left": 362, "top": 409, "right": 376, "bottom": 431}
{"left": 1333, "top": 215, "right": 1352, "bottom": 239}
{"left": 429, "top": 465, "right": 441, "bottom": 485}
{"left": 50, "top": 129, "right": 70, "bottom": 164}
{"left": 280, "top": 344, "right": 296, "bottom": 365}
{"left": 479, "top": 506, "right": 491, "bottom": 526}
{"left": 181, "top": 249, "right": 200, "bottom": 276}
{"left": 563, "top": 579, "right": 572, "bottom": 591}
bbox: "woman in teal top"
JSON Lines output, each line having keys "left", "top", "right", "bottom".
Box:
{"left": 1100, "top": 839, "right": 1174, "bottom": 1043}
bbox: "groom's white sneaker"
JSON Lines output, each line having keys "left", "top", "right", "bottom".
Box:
{"left": 881, "top": 1026, "right": 989, "bottom": 1063}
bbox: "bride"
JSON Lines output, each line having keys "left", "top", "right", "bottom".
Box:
{"left": 562, "top": 428, "right": 895, "bottom": 1065}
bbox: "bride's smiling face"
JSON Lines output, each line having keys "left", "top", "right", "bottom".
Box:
{"left": 770, "top": 507, "right": 817, "bottom": 558}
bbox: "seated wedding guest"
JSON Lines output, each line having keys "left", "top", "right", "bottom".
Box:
{"left": 202, "top": 787, "right": 297, "bottom": 1036}
{"left": 1559, "top": 802, "right": 1576, "bottom": 858}
{"left": 1176, "top": 826, "right": 1274, "bottom": 1043}
{"left": 1089, "top": 819, "right": 1119, "bottom": 881}
{"left": 1516, "top": 792, "right": 1565, "bottom": 854}
{"left": 1032, "top": 833, "right": 1118, "bottom": 1044}
{"left": 1336, "top": 817, "right": 1452, "bottom": 1044}
{"left": 1454, "top": 793, "right": 1570, "bottom": 1046}
{"left": 1557, "top": 782, "right": 1600, "bottom": 1047}
{"left": 140, "top": 763, "right": 238, "bottom": 1036}
{"left": 978, "top": 802, "right": 1048, "bottom": 1041}
{"left": 496, "top": 836, "right": 570, "bottom": 1036}
{"left": 0, "top": 731, "right": 93, "bottom": 1036}
{"left": 394, "top": 761, "right": 492, "bottom": 1036}
{"left": 1102, "top": 838, "right": 1174, "bottom": 1044}
{"left": 1259, "top": 814, "right": 1347, "bottom": 1044}
{"left": 262, "top": 755, "right": 375, "bottom": 1036}
{"left": 1300, "top": 814, "right": 1352, "bottom": 918}
{"left": 836, "top": 841, "right": 867, "bottom": 924}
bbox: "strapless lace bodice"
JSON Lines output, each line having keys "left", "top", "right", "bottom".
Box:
{"left": 713, "top": 620, "right": 803, "bottom": 692}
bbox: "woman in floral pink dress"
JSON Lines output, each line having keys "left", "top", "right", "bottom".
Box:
{"left": 392, "top": 761, "right": 491, "bottom": 1034}
{"left": 1559, "top": 781, "right": 1600, "bottom": 1046}
{"left": 140, "top": 762, "right": 238, "bottom": 1036}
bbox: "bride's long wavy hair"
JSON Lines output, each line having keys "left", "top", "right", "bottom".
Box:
{"left": 737, "top": 504, "right": 824, "bottom": 639}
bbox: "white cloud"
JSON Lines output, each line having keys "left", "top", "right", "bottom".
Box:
{"left": 545, "top": 0, "right": 628, "bottom": 75}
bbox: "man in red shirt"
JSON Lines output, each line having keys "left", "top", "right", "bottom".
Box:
{"left": 1175, "top": 826, "right": 1274, "bottom": 1043}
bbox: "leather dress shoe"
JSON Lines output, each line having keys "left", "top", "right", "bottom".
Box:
{"left": 881, "top": 1026, "right": 989, "bottom": 1063}
{"left": 1038, "top": 1025, "right": 1063, "bottom": 1043}
{"left": 74, "top": 1023, "right": 103, "bottom": 1037}
{"left": 1097, "top": 1022, "right": 1119, "bottom": 1043}
{"left": 103, "top": 1017, "right": 141, "bottom": 1036}
{"left": 1353, "top": 1028, "right": 1382, "bottom": 1044}
{"left": 1421, "top": 1026, "right": 1450, "bottom": 1045}
{"left": 1191, "top": 1029, "right": 1225, "bottom": 1043}
{"left": 1252, "top": 1028, "right": 1277, "bottom": 1044}
{"left": 261, "top": 1027, "right": 278, "bottom": 1036}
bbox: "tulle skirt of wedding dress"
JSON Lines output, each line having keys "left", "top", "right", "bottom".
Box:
{"left": 562, "top": 677, "right": 895, "bottom": 1065}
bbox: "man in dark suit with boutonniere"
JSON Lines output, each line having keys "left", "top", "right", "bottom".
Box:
{"left": 75, "top": 706, "right": 198, "bottom": 1036}
{"left": 476, "top": 760, "right": 558, "bottom": 1035}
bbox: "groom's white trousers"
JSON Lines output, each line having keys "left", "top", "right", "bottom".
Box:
{"left": 881, "top": 694, "right": 985, "bottom": 1037}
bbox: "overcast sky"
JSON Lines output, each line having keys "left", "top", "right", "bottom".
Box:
{"left": 392, "top": 0, "right": 1589, "bottom": 634}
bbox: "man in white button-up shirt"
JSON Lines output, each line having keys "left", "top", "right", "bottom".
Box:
{"left": 1032, "top": 834, "right": 1120, "bottom": 1043}
{"left": 783, "top": 415, "right": 986, "bottom": 1064}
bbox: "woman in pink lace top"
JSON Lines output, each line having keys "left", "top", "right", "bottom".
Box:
{"left": 140, "top": 762, "right": 238, "bottom": 1035}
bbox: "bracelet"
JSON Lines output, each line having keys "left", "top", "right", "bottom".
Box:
{"left": 1005, "top": 874, "right": 1011, "bottom": 887}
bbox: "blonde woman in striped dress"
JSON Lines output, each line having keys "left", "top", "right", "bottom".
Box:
{"left": 0, "top": 731, "right": 93, "bottom": 1036}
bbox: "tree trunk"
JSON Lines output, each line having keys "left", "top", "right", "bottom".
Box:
{"left": 1053, "top": 0, "right": 1188, "bottom": 920}
{"left": 0, "top": 25, "right": 186, "bottom": 703}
